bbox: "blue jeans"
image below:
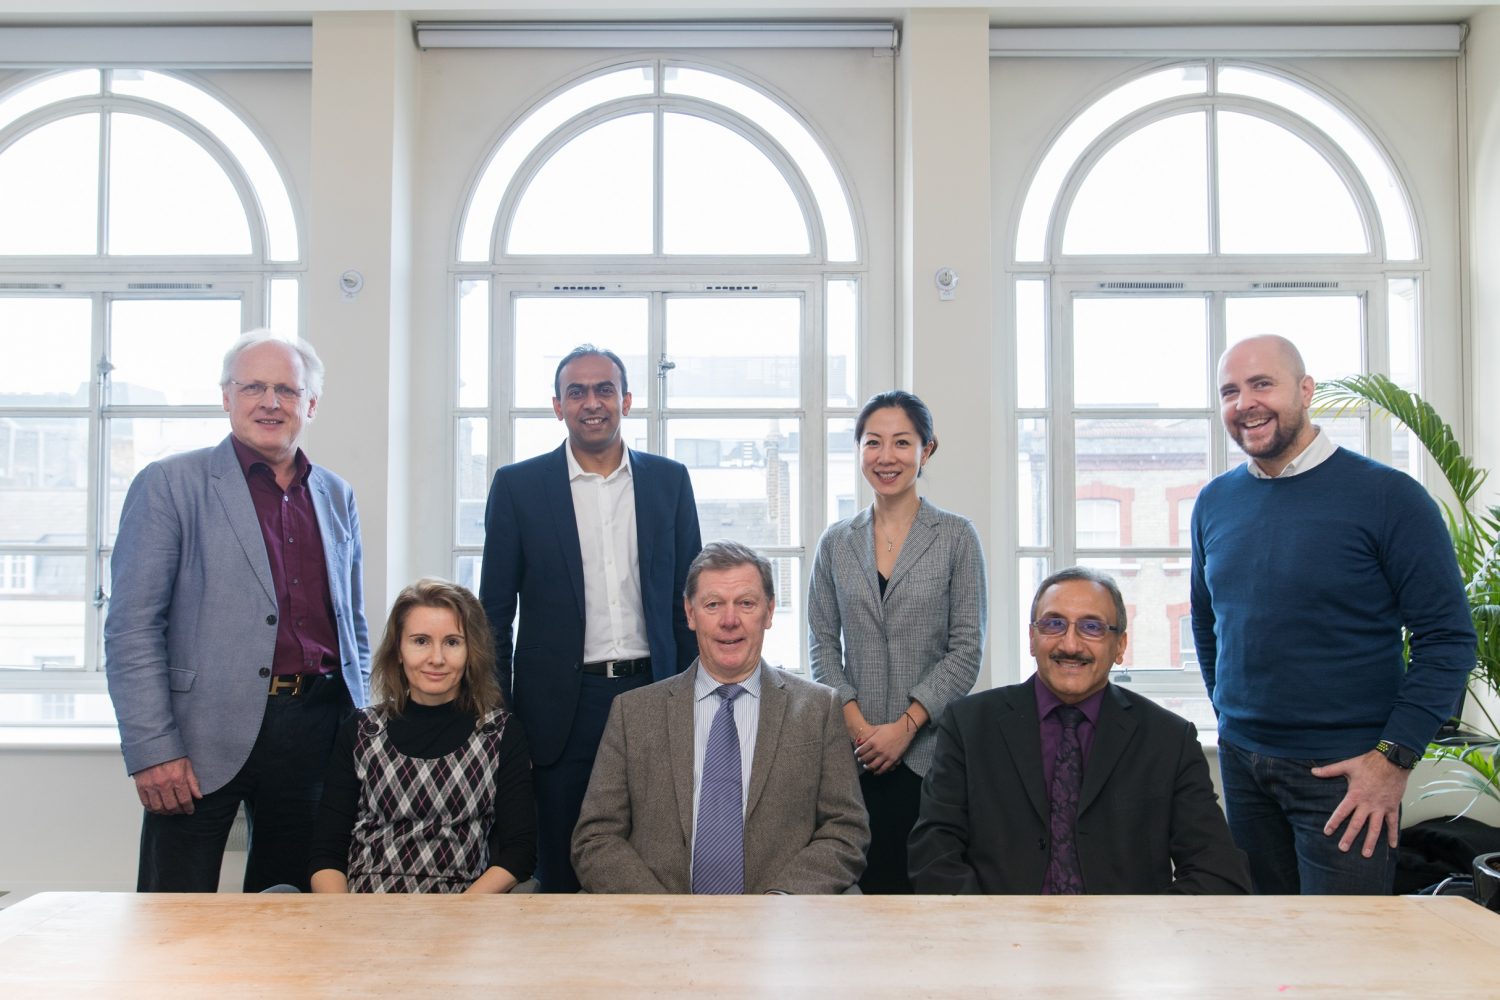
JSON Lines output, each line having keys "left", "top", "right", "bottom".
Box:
{"left": 1217, "top": 737, "right": 1396, "bottom": 895}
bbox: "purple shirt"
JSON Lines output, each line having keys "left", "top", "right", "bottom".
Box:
{"left": 231, "top": 437, "right": 340, "bottom": 677}
{"left": 1035, "top": 678, "right": 1107, "bottom": 790}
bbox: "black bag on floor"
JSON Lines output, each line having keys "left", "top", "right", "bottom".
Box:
{"left": 1395, "top": 815, "right": 1500, "bottom": 895}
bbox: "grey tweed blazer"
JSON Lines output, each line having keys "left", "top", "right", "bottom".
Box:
{"left": 571, "top": 661, "right": 869, "bottom": 894}
{"left": 807, "top": 498, "right": 987, "bottom": 776}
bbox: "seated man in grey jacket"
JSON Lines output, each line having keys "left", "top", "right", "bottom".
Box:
{"left": 910, "top": 566, "right": 1249, "bottom": 895}
{"left": 573, "top": 540, "right": 869, "bottom": 894}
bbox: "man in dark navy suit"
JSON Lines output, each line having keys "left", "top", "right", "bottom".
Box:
{"left": 480, "top": 344, "right": 701, "bottom": 891}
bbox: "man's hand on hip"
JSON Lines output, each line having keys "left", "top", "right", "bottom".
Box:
{"left": 133, "top": 757, "right": 203, "bottom": 815}
{"left": 1310, "top": 750, "right": 1410, "bottom": 857}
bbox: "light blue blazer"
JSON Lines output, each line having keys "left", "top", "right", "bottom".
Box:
{"left": 104, "top": 435, "right": 371, "bottom": 794}
{"left": 807, "top": 498, "right": 987, "bottom": 776}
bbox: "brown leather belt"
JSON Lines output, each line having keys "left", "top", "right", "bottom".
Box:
{"left": 268, "top": 672, "right": 333, "bottom": 696}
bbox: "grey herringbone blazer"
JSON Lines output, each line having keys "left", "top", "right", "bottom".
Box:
{"left": 807, "top": 498, "right": 987, "bottom": 776}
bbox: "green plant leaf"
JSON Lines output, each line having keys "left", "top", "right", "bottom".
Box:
{"left": 1315, "top": 374, "right": 1500, "bottom": 704}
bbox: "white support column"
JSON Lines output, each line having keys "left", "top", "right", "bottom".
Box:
{"left": 898, "top": 8, "right": 996, "bottom": 686}
{"left": 306, "top": 13, "right": 417, "bottom": 623}
{"left": 1462, "top": 9, "right": 1500, "bottom": 730}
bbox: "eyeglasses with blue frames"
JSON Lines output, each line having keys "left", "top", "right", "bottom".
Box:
{"left": 1030, "top": 616, "right": 1122, "bottom": 640}
{"left": 227, "top": 379, "right": 307, "bottom": 402}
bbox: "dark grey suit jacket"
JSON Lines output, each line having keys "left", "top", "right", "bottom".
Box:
{"left": 572, "top": 661, "right": 870, "bottom": 894}
{"left": 909, "top": 679, "right": 1250, "bottom": 894}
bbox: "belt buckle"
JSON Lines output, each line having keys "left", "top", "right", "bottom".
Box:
{"left": 604, "top": 660, "right": 625, "bottom": 679}
{"left": 268, "top": 674, "right": 304, "bottom": 696}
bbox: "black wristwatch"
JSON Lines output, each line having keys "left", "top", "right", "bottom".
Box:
{"left": 1375, "top": 739, "right": 1420, "bottom": 770}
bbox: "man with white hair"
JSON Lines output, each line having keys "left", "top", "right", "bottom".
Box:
{"left": 106, "top": 329, "right": 370, "bottom": 892}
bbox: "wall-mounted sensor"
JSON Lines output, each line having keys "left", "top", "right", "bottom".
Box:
{"left": 934, "top": 267, "right": 958, "bottom": 301}
{"left": 339, "top": 269, "right": 364, "bottom": 300}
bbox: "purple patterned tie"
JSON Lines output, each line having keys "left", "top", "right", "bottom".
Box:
{"left": 1043, "top": 705, "right": 1086, "bottom": 895}
{"left": 692, "top": 684, "right": 745, "bottom": 894}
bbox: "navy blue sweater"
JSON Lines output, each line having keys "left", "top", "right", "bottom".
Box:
{"left": 1190, "top": 448, "right": 1474, "bottom": 759}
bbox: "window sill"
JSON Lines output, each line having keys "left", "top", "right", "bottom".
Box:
{"left": 0, "top": 686, "right": 121, "bottom": 750}
{"left": 0, "top": 724, "right": 120, "bottom": 751}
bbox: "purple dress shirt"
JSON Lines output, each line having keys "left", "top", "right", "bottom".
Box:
{"left": 231, "top": 437, "right": 340, "bottom": 676}
{"left": 1035, "top": 679, "right": 1106, "bottom": 790}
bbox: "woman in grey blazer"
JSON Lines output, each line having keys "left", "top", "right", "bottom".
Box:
{"left": 808, "top": 391, "right": 987, "bottom": 893}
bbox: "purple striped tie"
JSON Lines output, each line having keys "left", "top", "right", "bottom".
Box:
{"left": 692, "top": 683, "right": 745, "bottom": 894}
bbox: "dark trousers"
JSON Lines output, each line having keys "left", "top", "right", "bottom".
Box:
{"left": 532, "top": 671, "right": 651, "bottom": 893}
{"left": 137, "top": 676, "right": 349, "bottom": 893}
{"left": 858, "top": 762, "right": 923, "bottom": 894}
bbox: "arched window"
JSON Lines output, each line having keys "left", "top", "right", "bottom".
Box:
{"left": 451, "top": 60, "right": 865, "bottom": 672}
{"left": 1010, "top": 62, "right": 1425, "bottom": 722}
{"left": 0, "top": 68, "right": 301, "bottom": 677}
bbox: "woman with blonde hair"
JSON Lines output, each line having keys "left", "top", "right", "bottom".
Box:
{"left": 310, "top": 578, "right": 535, "bottom": 893}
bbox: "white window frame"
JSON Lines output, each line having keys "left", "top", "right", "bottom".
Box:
{"left": 1000, "top": 55, "right": 1453, "bottom": 711}
{"left": 0, "top": 66, "right": 303, "bottom": 693}
{"left": 448, "top": 56, "right": 885, "bottom": 671}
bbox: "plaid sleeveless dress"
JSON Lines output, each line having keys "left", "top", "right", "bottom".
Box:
{"left": 346, "top": 706, "right": 508, "bottom": 893}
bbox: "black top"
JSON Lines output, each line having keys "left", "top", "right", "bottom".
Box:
{"left": 878, "top": 571, "right": 889, "bottom": 598}
{"left": 309, "top": 699, "right": 537, "bottom": 886}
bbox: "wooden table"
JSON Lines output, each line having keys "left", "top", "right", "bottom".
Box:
{"left": 1, "top": 892, "right": 1495, "bottom": 998}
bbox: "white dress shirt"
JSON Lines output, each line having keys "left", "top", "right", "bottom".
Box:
{"left": 1245, "top": 426, "right": 1337, "bottom": 479}
{"left": 689, "top": 663, "right": 763, "bottom": 857}
{"left": 566, "top": 443, "right": 650, "bottom": 662}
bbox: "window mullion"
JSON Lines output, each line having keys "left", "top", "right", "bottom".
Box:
{"left": 652, "top": 105, "right": 664, "bottom": 258}
{"left": 96, "top": 106, "right": 110, "bottom": 257}
{"left": 492, "top": 280, "right": 513, "bottom": 469}
{"left": 1053, "top": 288, "right": 1077, "bottom": 571}
{"left": 649, "top": 289, "right": 665, "bottom": 453}
{"left": 87, "top": 290, "right": 108, "bottom": 670}
{"left": 1206, "top": 88, "right": 1222, "bottom": 255}
{"left": 800, "top": 284, "right": 823, "bottom": 612}
{"left": 1208, "top": 290, "right": 1229, "bottom": 476}
{"left": 1363, "top": 286, "right": 1391, "bottom": 464}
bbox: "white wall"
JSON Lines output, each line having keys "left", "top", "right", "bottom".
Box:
{"left": 1467, "top": 11, "right": 1500, "bottom": 495}
{"left": 0, "top": 746, "right": 146, "bottom": 897}
{"left": 1461, "top": 9, "right": 1500, "bottom": 735}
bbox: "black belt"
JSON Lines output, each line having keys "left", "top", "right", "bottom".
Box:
{"left": 268, "top": 672, "right": 334, "bottom": 697}
{"left": 581, "top": 657, "right": 651, "bottom": 679}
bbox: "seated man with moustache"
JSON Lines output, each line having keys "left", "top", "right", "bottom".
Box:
{"left": 572, "top": 540, "right": 869, "bottom": 894}
{"left": 909, "top": 566, "right": 1250, "bottom": 895}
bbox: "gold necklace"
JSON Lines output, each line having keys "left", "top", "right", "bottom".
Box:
{"left": 878, "top": 508, "right": 917, "bottom": 554}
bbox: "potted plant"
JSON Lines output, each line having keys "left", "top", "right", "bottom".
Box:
{"left": 1313, "top": 374, "right": 1500, "bottom": 816}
